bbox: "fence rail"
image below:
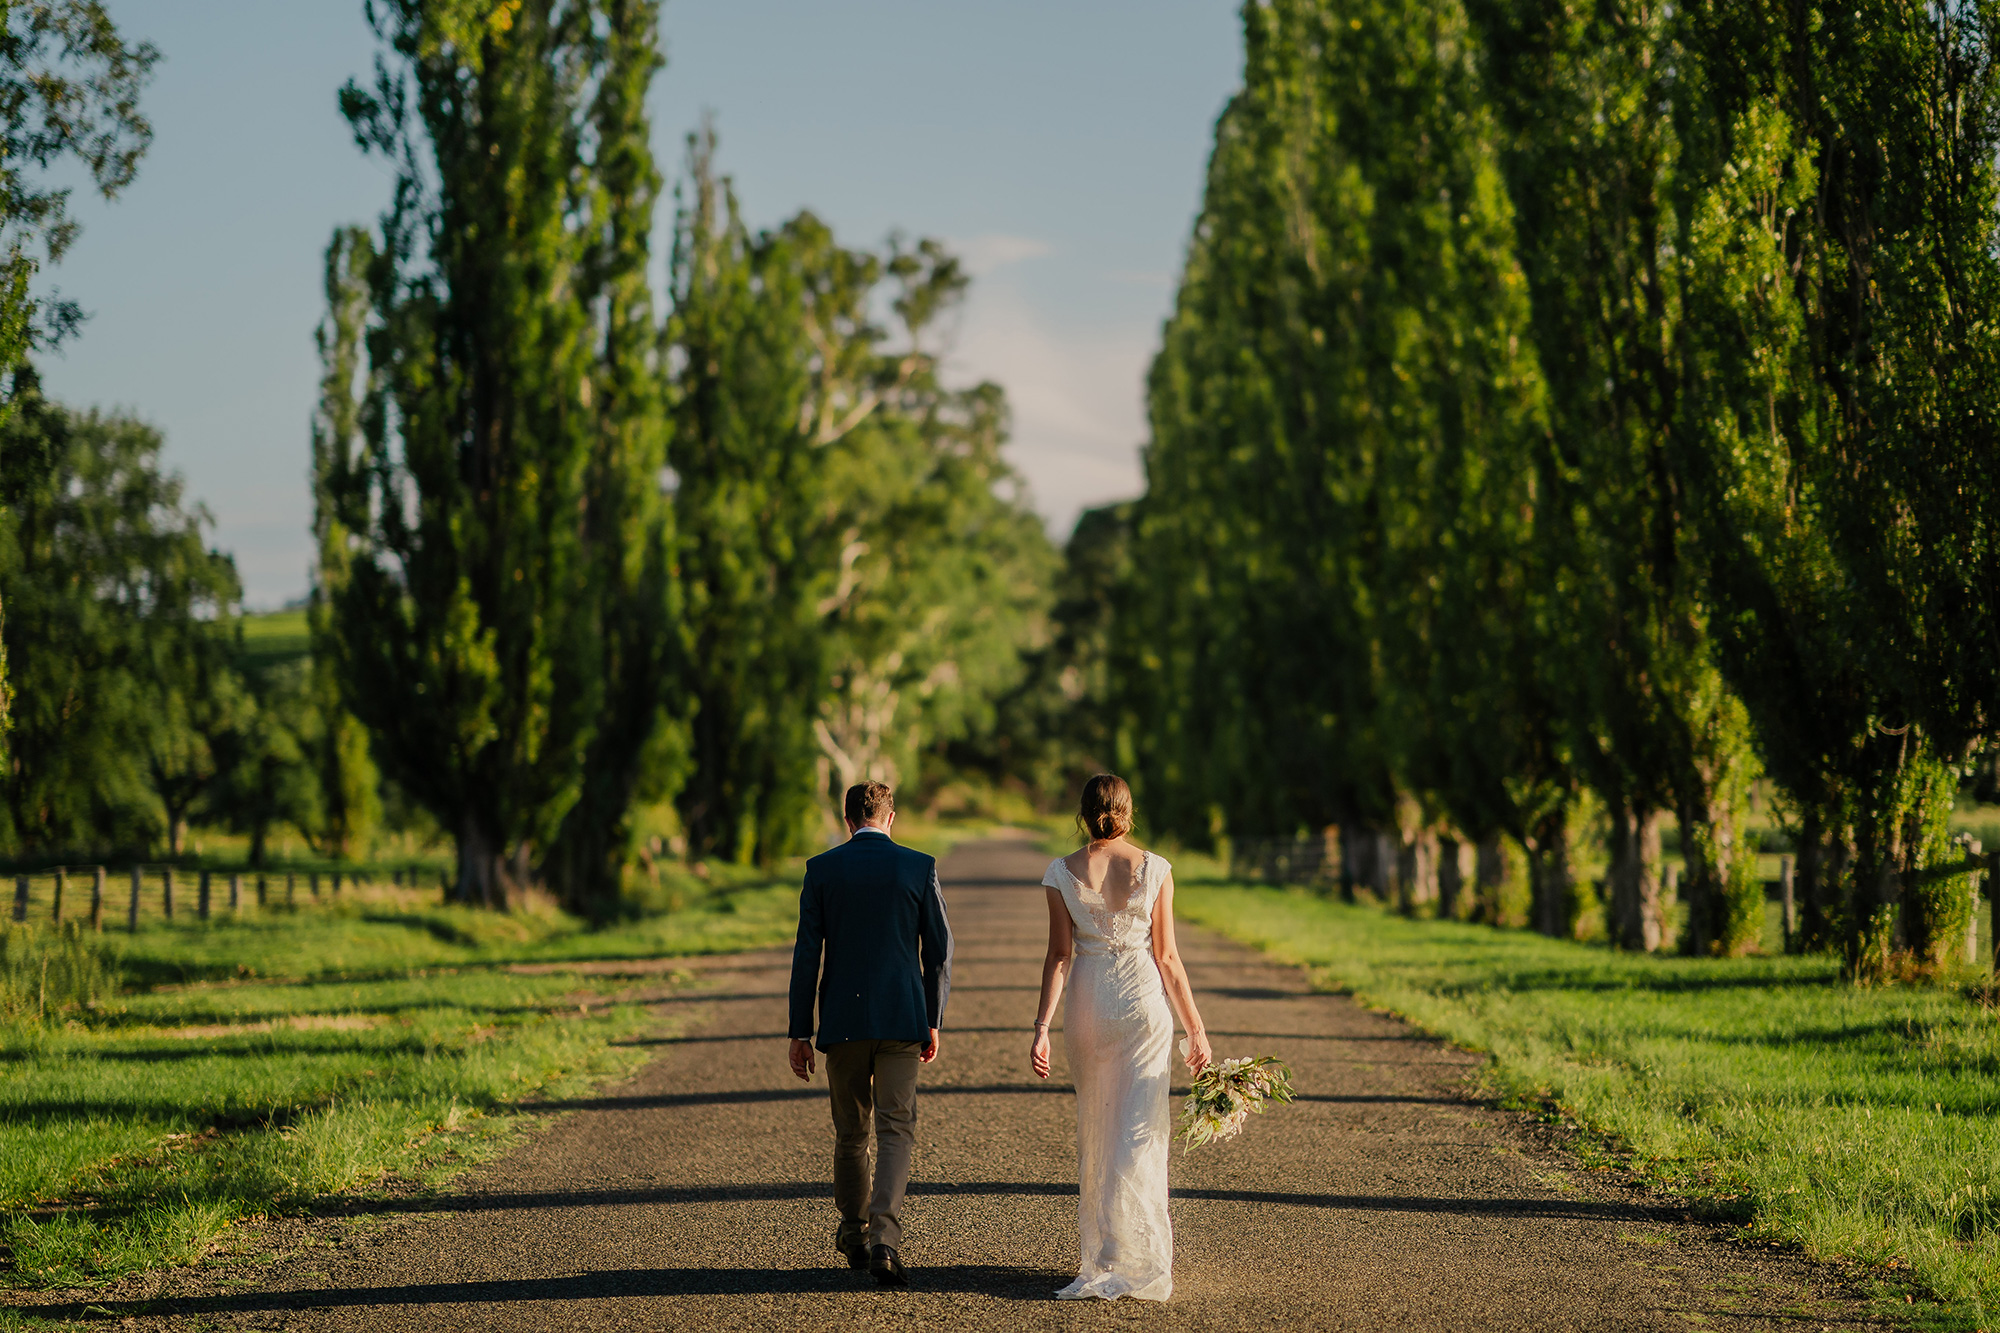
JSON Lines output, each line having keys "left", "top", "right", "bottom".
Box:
{"left": 4, "top": 865, "right": 447, "bottom": 932}
{"left": 1229, "top": 835, "right": 1339, "bottom": 887}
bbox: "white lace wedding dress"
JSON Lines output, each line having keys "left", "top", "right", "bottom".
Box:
{"left": 1044, "top": 851, "right": 1175, "bottom": 1301}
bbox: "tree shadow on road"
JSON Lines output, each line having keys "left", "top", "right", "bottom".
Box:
{"left": 21, "top": 1265, "right": 1071, "bottom": 1318}
{"left": 309, "top": 1179, "right": 1684, "bottom": 1227}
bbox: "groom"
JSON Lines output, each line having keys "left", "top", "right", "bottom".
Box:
{"left": 788, "top": 781, "right": 953, "bottom": 1287}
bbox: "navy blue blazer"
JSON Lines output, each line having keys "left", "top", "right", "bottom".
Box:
{"left": 788, "top": 829, "right": 953, "bottom": 1051}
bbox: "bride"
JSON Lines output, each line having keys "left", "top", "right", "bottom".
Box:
{"left": 1029, "top": 773, "right": 1212, "bottom": 1301}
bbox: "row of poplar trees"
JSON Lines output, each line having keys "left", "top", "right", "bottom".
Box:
{"left": 311, "top": 0, "right": 1051, "bottom": 913}
{"left": 1117, "top": 0, "right": 2000, "bottom": 972}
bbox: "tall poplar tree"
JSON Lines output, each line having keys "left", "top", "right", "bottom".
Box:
{"left": 1669, "top": 0, "right": 2000, "bottom": 969}
{"left": 1466, "top": 0, "right": 1765, "bottom": 954}
{"left": 314, "top": 0, "right": 673, "bottom": 910}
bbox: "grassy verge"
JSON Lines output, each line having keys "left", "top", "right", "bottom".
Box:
{"left": 1175, "top": 883, "right": 2000, "bottom": 1328}
{"left": 0, "top": 869, "right": 809, "bottom": 1291}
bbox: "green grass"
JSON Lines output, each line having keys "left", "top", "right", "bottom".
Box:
{"left": 1175, "top": 883, "right": 2000, "bottom": 1330}
{"left": 235, "top": 607, "right": 310, "bottom": 674}
{"left": 0, "top": 870, "right": 808, "bottom": 1291}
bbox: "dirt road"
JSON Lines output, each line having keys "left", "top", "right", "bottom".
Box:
{"left": 27, "top": 835, "right": 1875, "bottom": 1330}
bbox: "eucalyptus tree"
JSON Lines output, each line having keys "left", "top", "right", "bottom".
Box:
{"left": 0, "top": 370, "right": 239, "bottom": 854}
{"left": 314, "top": 0, "right": 674, "bottom": 910}
{"left": 811, "top": 368, "right": 1053, "bottom": 812}
{"left": 0, "top": 1, "right": 156, "bottom": 742}
{"left": 0, "top": 1, "right": 154, "bottom": 394}
{"left": 668, "top": 138, "right": 1051, "bottom": 863}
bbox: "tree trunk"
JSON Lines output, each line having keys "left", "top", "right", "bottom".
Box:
{"left": 1679, "top": 795, "right": 1750, "bottom": 956}
{"left": 1528, "top": 813, "right": 1574, "bottom": 938}
{"left": 1474, "top": 832, "right": 1513, "bottom": 926}
{"left": 1797, "top": 809, "right": 1825, "bottom": 950}
{"left": 1608, "top": 802, "right": 1665, "bottom": 951}
{"left": 1396, "top": 829, "right": 1438, "bottom": 917}
{"left": 1437, "top": 837, "right": 1468, "bottom": 921}
{"left": 1338, "top": 825, "right": 1363, "bottom": 903}
{"left": 455, "top": 812, "right": 509, "bottom": 910}
{"left": 1342, "top": 826, "right": 1393, "bottom": 902}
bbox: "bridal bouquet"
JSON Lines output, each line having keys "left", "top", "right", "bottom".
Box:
{"left": 1177, "top": 1046, "right": 1296, "bottom": 1151}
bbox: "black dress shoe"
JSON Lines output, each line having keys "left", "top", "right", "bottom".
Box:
{"left": 869, "top": 1243, "right": 907, "bottom": 1287}
{"left": 835, "top": 1224, "right": 868, "bottom": 1270}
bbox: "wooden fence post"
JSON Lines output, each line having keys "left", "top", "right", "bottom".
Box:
{"left": 256, "top": 874, "right": 267, "bottom": 908}
{"left": 229, "top": 873, "right": 241, "bottom": 912}
{"left": 331, "top": 869, "right": 342, "bottom": 895}
{"left": 1990, "top": 850, "right": 1999, "bottom": 975}
{"left": 128, "top": 866, "right": 141, "bottom": 932}
{"left": 197, "top": 869, "right": 211, "bottom": 921}
{"left": 52, "top": 867, "right": 65, "bottom": 924}
{"left": 286, "top": 872, "right": 295, "bottom": 906}
{"left": 90, "top": 866, "right": 104, "bottom": 932}
{"left": 11, "top": 875, "right": 26, "bottom": 922}
{"left": 309, "top": 871, "right": 320, "bottom": 899}
{"left": 1778, "top": 855, "right": 1795, "bottom": 953}
{"left": 1961, "top": 839, "right": 1984, "bottom": 966}
{"left": 162, "top": 867, "right": 174, "bottom": 920}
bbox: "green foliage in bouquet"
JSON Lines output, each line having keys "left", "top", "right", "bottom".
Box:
{"left": 1177, "top": 1053, "right": 1295, "bottom": 1152}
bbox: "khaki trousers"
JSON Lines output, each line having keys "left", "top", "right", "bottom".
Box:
{"left": 825, "top": 1039, "right": 921, "bottom": 1250}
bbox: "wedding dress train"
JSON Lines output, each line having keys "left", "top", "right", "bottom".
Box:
{"left": 1044, "top": 851, "right": 1174, "bottom": 1301}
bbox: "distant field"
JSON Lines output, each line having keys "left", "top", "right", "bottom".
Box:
{"left": 236, "top": 607, "right": 310, "bottom": 674}
{"left": 1174, "top": 883, "right": 2000, "bottom": 1327}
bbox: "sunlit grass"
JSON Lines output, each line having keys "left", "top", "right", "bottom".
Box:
{"left": 0, "top": 868, "right": 823, "bottom": 1290}
{"left": 1175, "top": 884, "right": 2000, "bottom": 1327}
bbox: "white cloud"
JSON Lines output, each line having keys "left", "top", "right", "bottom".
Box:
{"left": 950, "top": 233, "right": 1055, "bottom": 277}
{"left": 947, "top": 276, "right": 1154, "bottom": 539}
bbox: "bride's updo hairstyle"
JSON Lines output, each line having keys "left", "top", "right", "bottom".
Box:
{"left": 1078, "top": 773, "right": 1134, "bottom": 843}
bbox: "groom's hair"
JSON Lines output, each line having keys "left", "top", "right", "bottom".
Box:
{"left": 845, "top": 781, "right": 894, "bottom": 826}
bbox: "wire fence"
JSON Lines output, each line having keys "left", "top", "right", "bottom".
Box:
{"left": 1228, "top": 834, "right": 1340, "bottom": 887}
{"left": 6, "top": 864, "right": 449, "bottom": 932}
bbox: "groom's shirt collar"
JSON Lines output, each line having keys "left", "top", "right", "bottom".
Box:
{"left": 850, "top": 826, "right": 890, "bottom": 839}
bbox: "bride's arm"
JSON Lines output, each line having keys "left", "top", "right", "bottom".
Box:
{"left": 1030, "top": 888, "right": 1072, "bottom": 1079}
{"left": 1151, "top": 871, "right": 1213, "bottom": 1074}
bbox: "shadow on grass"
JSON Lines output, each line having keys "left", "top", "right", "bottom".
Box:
{"left": 357, "top": 913, "right": 480, "bottom": 946}
{"left": 1418, "top": 967, "right": 1844, "bottom": 998}
{"left": 77, "top": 997, "right": 613, "bottom": 1031}
{"left": 0, "top": 1037, "right": 441, "bottom": 1064}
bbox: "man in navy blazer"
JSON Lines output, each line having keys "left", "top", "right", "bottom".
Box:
{"left": 788, "top": 781, "right": 953, "bottom": 1286}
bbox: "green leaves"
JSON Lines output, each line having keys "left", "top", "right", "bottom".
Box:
{"left": 317, "top": 1, "right": 674, "bottom": 908}
{"left": 0, "top": 369, "right": 241, "bottom": 854}
{"left": 1122, "top": 0, "right": 2000, "bottom": 970}
{"left": 666, "top": 132, "right": 1052, "bottom": 864}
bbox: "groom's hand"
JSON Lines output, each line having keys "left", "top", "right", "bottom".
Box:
{"left": 789, "top": 1038, "right": 815, "bottom": 1081}
{"left": 920, "top": 1028, "right": 940, "bottom": 1064}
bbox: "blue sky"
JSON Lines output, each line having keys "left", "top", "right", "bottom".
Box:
{"left": 40, "top": 1, "right": 1244, "bottom": 607}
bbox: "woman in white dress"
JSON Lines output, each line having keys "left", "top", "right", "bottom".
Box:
{"left": 1028, "top": 773, "right": 1212, "bottom": 1301}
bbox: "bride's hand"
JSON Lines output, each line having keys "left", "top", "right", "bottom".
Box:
{"left": 1183, "top": 1030, "right": 1213, "bottom": 1076}
{"left": 1029, "top": 1026, "right": 1052, "bottom": 1079}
